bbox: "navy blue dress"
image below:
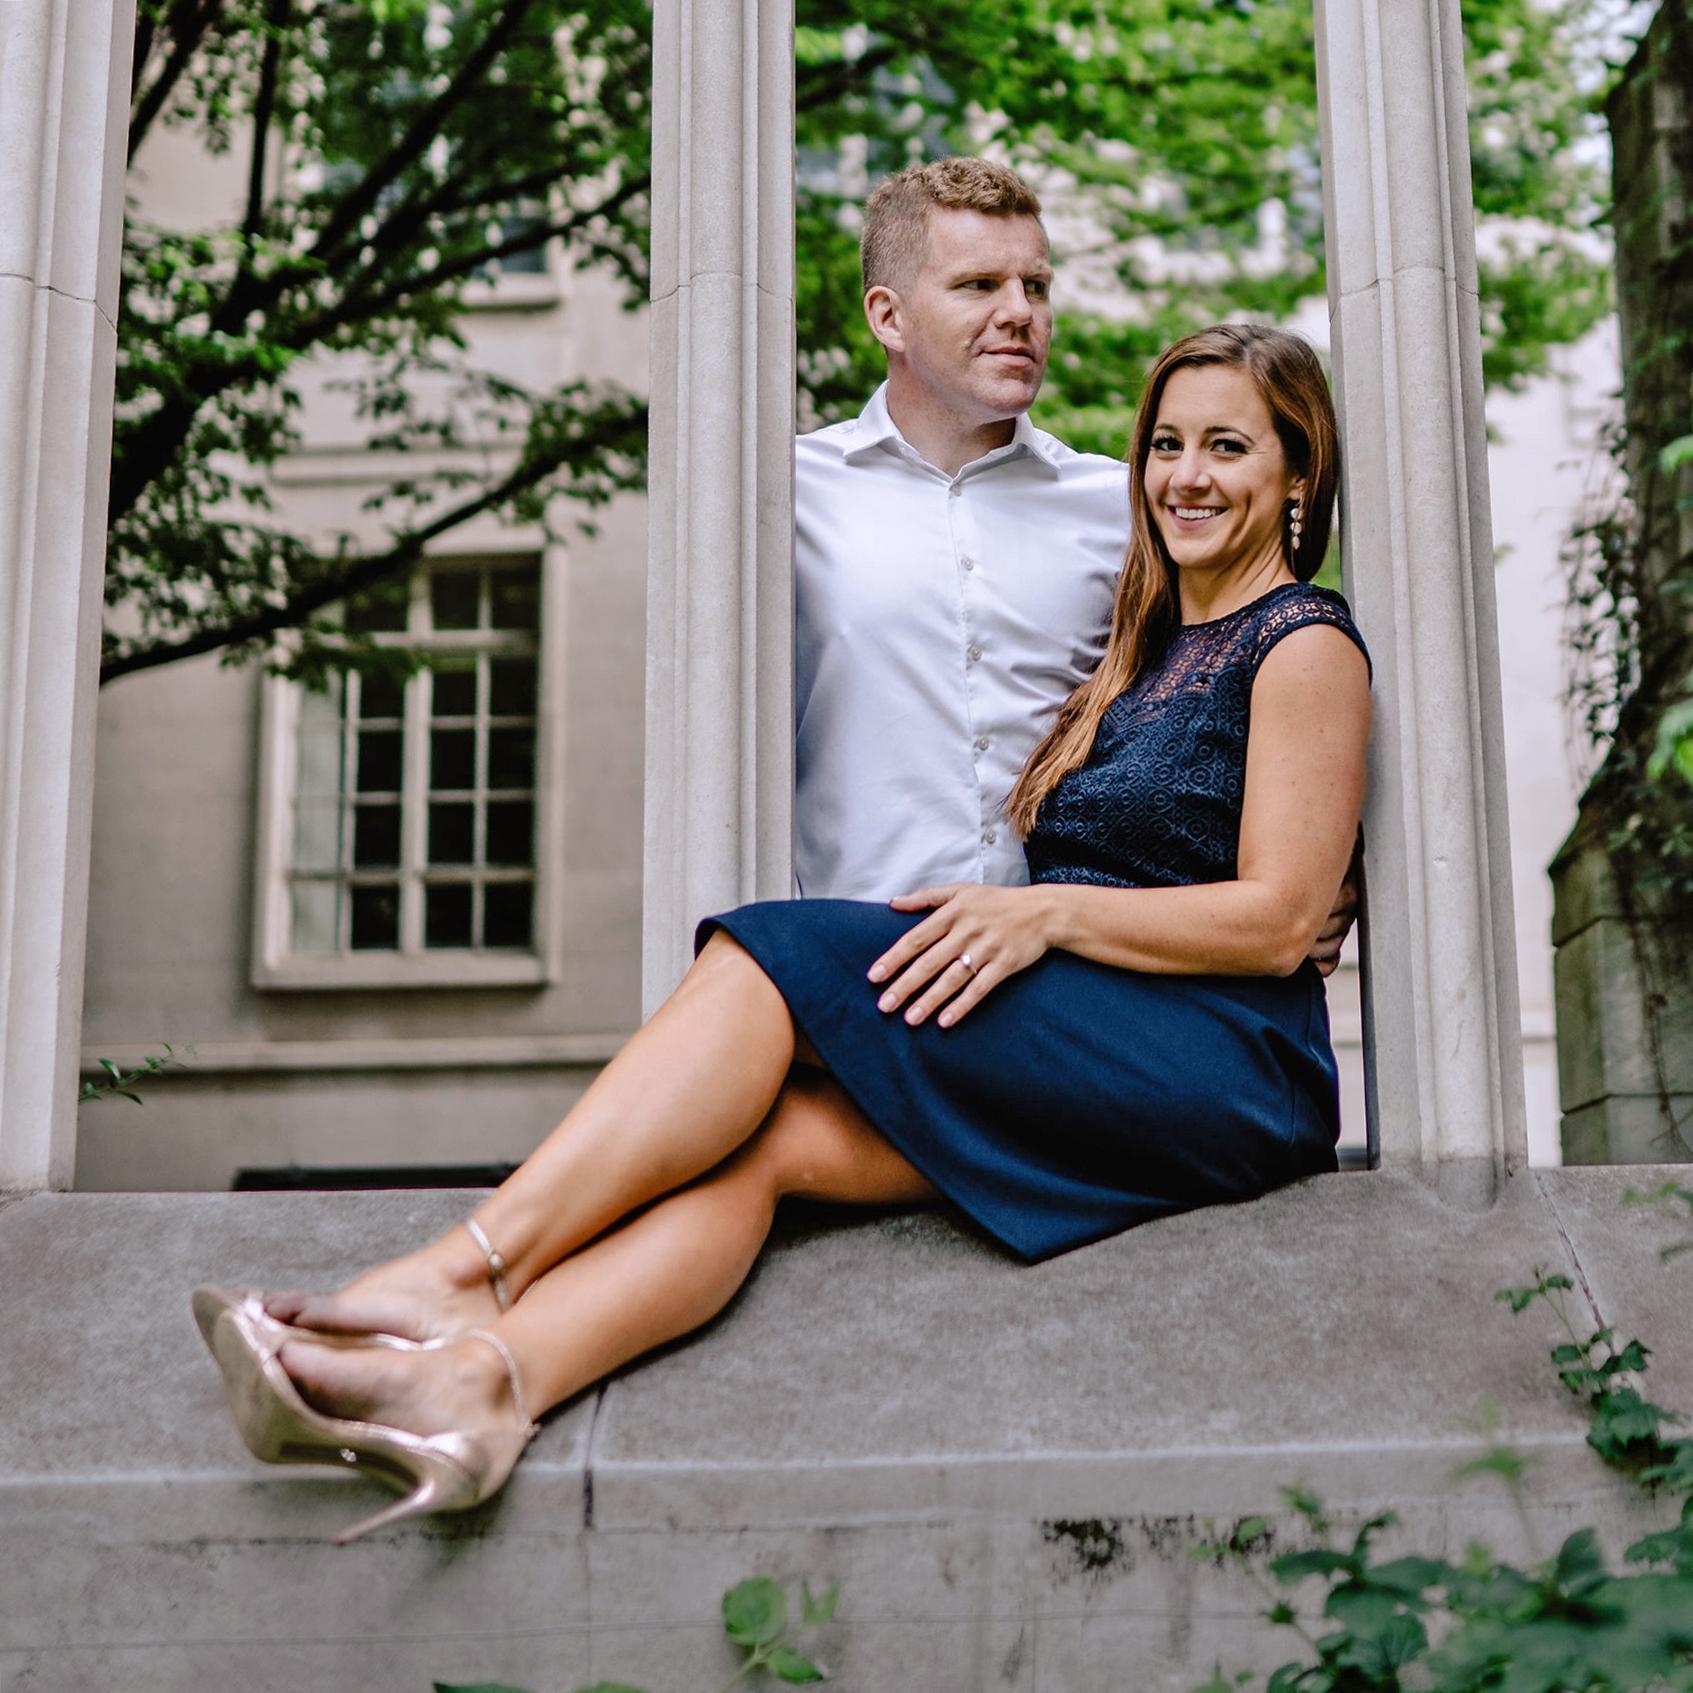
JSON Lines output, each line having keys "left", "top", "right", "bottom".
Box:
{"left": 699, "top": 583, "right": 1370, "bottom": 1262}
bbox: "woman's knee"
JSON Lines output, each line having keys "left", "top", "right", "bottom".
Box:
{"left": 683, "top": 931, "right": 785, "bottom": 1006}
{"left": 745, "top": 1074, "right": 932, "bottom": 1205}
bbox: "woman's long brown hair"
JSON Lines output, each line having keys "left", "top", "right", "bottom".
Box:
{"left": 1005, "top": 323, "right": 1339, "bottom": 836}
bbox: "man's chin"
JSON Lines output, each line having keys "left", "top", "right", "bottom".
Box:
{"left": 971, "top": 372, "right": 1044, "bottom": 418}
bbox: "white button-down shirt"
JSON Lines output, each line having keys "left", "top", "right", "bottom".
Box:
{"left": 794, "top": 384, "right": 1129, "bottom": 899}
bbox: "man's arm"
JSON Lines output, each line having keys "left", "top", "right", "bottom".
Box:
{"left": 1309, "top": 829, "right": 1363, "bottom": 978}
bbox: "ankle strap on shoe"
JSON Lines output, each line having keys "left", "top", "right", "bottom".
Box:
{"left": 463, "top": 1217, "right": 512, "bottom": 1311}
{"left": 465, "top": 1328, "right": 540, "bottom": 1436}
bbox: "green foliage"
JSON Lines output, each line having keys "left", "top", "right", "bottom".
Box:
{"left": 440, "top": 1576, "right": 839, "bottom": 1693}
{"left": 119, "top": 0, "right": 1610, "bottom": 680}
{"left": 1195, "top": 1217, "right": 1693, "bottom": 1692}
{"left": 1648, "top": 699, "right": 1693, "bottom": 789}
{"left": 116, "top": 0, "right": 652, "bottom": 686}
{"left": 77, "top": 1044, "right": 190, "bottom": 1106}
{"left": 1562, "top": 1, "right": 1693, "bottom": 969}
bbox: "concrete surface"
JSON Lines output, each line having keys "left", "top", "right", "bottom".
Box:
{"left": 2, "top": 1168, "right": 1690, "bottom": 1690}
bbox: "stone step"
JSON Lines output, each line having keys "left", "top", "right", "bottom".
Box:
{"left": 2, "top": 1168, "right": 1688, "bottom": 1692}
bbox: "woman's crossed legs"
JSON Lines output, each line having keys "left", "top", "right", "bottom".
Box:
{"left": 272, "top": 933, "right": 935, "bottom": 1444}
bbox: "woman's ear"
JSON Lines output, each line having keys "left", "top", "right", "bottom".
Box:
{"left": 863, "top": 284, "right": 905, "bottom": 355}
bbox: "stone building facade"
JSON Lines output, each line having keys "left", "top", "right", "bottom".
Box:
{"left": 70, "top": 139, "right": 1612, "bottom": 1191}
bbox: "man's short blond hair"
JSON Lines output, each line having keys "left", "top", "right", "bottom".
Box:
{"left": 860, "top": 158, "right": 1044, "bottom": 295}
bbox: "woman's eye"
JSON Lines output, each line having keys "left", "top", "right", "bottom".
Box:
{"left": 1213, "top": 439, "right": 1246, "bottom": 454}
{"left": 1151, "top": 435, "right": 1180, "bottom": 452}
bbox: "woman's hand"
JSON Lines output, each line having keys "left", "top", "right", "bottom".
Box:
{"left": 868, "top": 884, "right": 1053, "bottom": 1028}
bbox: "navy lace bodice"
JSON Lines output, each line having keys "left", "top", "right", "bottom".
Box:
{"left": 1023, "top": 582, "right": 1369, "bottom": 890}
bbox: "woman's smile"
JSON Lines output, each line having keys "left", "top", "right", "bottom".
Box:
{"left": 1168, "top": 503, "right": 1226, "bottom": 526}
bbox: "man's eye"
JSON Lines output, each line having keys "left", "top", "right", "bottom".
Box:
{"left": 1027, "top": 281, "right": 1050, "bottom": 298}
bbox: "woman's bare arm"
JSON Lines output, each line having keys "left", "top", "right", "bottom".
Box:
{"left": 1037, "top": 622, "right": 1371, "bottom": 977}
{"left": 870, "top": 623, "right": 1371, "bottom": 1024}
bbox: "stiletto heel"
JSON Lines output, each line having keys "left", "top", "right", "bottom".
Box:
{"left": 190, "top": 1289, "right": 540, "bottom": 1545}
{"left": 330, "top": 1329, "right": 538, "bottom": 1546}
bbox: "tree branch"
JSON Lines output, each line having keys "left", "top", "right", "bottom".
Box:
{"left": 111, "top": 0, "right": 546, "bottom": 528}
{"left": 111, "top": 169, "right": 647, "bottom": 535}
{"left": 101, "top": 403, "right": 647, "bottom": 685}
{"left": 310, "top": 0, "right": 538, "bottom": 270}
{"left": 339, "top": 171, "right": 650, "bottom": 324}
{"left": 242, "top": 0, "right": 291, "bottom": 244}
{"left": 129, "top": 0, "right": 228, "bottom": 160}
{"left": 132, "top": 7, "right": 158, "bottom": 98}
{"left": 793, "top": 42, "right": 903, "bottom": 115}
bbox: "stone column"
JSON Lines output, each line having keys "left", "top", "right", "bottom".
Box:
{"left": 1313, "top": 0, "right": 1529, "bottom": 1198}
{"left": 0, "top": 1, "right": 136, "bottom": 1189}
{"left": 643, "top": 0, "right": 795, "bottom": 1013}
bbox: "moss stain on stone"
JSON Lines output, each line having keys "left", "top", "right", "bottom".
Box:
{"left": 1042, "top": 1517, "right": 1133, "bottom": 1584}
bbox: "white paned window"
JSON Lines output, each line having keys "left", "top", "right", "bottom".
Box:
{"left": 254, "top": 554, "right": 561, "bottom": 990}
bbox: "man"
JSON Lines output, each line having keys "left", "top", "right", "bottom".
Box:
{"left": 793, "top": 157, "right": 1353, "bottom": 964}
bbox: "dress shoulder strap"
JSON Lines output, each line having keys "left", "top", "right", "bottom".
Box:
{"left": 1248, "top": 585, "right": 1372, "bottom": 682}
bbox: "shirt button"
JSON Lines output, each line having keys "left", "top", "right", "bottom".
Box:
{"left": 967, "top": 644, "right": 983, "bottom": 662}
{"left": 975, "top": 735, "right": 991, "bottom": 753}
{"left": 949, "top": 484, "right": 961, "bottom": 498}
{"left": 961, "top": 556, "right": 975, "bottom": 571}
{"left": 983, "top": 828, "right": 998, "bottom": 845}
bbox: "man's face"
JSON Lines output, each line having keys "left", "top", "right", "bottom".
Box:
{"left": 876, "top": 208, "right": 1053, "bottom": 423}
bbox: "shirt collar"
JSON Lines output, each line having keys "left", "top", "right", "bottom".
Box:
{"left": 841, "top": 382, "right": 1064, "bottom": 478}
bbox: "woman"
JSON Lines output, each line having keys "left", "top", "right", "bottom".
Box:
{"left": 194, "top": 324, "right": 1371, "bottom": 1544}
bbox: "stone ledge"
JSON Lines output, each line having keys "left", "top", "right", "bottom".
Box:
{"left": 2, "top": 1169, "right": 1689, "bottom": 1691}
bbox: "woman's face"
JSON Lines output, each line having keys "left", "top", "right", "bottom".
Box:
{"left": 1143, "top": 364, "right": 1302, "bottom": 578}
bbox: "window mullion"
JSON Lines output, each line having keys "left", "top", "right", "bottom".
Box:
{"left": 337, "top": 676, "right": 355, "bottom": 951}
{"left": 399, "top": 581, "right": 431, "bottom": 955}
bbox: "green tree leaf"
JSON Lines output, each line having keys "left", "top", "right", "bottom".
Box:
{"left": 1658, "top": 434, "right": 1693, "bottom": 474}
{"left": 1270, "top": 1548, "right": 1355, "bottom": 1585}
{"left": 768, "top": 1646, "right": 826, "bottom": 1683}
{"left": 722, "top": 1577, "right": 787, "bottom": 1647}
{"left": 800, "top": 1580, "right": 840, "bottom": 1627}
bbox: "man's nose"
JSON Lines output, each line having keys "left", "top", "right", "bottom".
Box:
{"left": 994, "top": 282, "right": 1034, "bottom": 325}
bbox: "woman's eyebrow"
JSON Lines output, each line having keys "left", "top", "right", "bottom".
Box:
{"left": 1149, "top": 422, "right": 1258, "bottom": 440}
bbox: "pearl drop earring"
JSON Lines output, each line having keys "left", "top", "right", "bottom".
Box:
{"left": 1288, "top": 500, "right": 1303, "bottom": 552}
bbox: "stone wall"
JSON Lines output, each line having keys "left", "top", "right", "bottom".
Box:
{"left": 1552, "top": 0, "right": 1693, "bottom": 1164}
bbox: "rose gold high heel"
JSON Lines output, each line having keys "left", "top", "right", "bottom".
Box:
{"left": 257, "top": 1216, "right": 514, "bottom": 1345}
{"left": 191, "top": 1287, "right": 539, "bottom": 1546}
{"left": 194, "top": 1286, "right": 417, "bottom": 1353}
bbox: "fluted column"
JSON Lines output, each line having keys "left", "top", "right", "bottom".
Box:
{"left": 1314, "top": 0, "right": 1529, "bottom": 1198}
{"left": 643, "top": 0, "right": 795, "bottom": 1012}
{"left": 0, "top": 1, "right": 136, "bottom": 1189}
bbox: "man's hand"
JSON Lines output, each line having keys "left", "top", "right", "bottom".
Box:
{"left": 868, "top": 884, "right": 1052, "bottom": 1028}
{"left": 1310, "top": 842, "right": 1364, "bottom": 978}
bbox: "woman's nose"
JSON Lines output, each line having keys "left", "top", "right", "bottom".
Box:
{"left": 1171, "top": 450, "right": 1210, "bottom": 490}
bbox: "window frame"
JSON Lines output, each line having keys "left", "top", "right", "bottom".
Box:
{"left": 251, "top": 546, "right": 567, "bottom": 992}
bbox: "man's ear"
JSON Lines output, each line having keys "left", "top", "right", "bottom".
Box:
{"left": 863, "top": 284, "right": 905, "bottom": 355}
